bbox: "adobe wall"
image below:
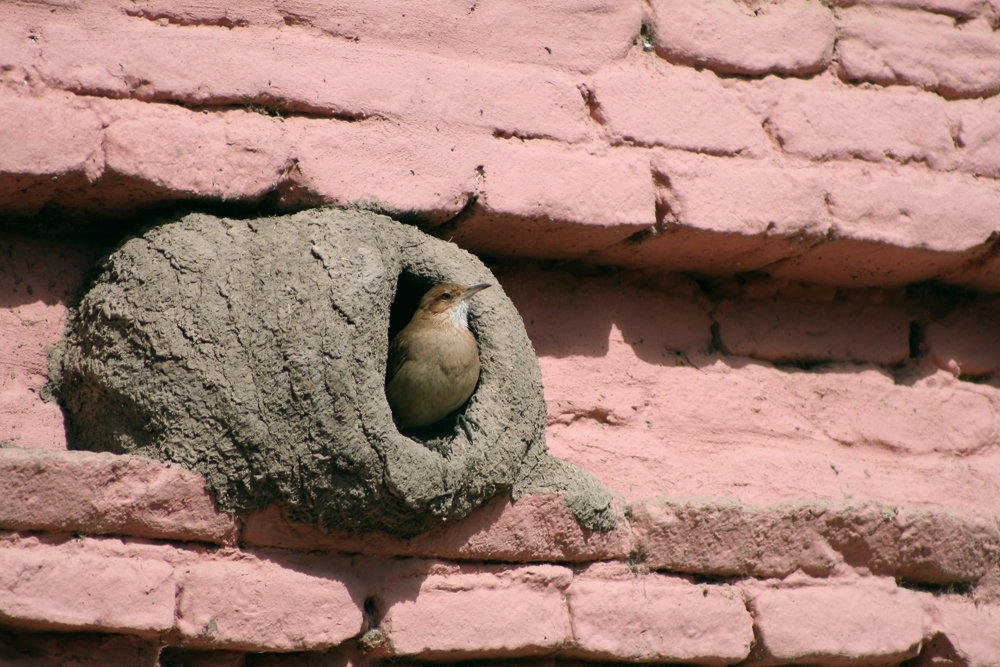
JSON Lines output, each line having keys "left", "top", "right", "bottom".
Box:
{"left": 2, "top": 0, "right": 1000, "bottom": 665}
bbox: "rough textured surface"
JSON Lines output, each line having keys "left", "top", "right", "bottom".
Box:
{"left": 630, "top": 497, "right": 1000, "bottom": 582}
{"left": 376, "top": 562, "right": 573, "bottom": 658}
{"left": 648, "top": 0, "right": 836, "bottom": 76}
{"left": 0, "top": 448, "right": 237, "bottom": 544}
{"left": 500, "top": 265, "right": 1000, "bottom": 515}
{"left": 566, "top": 563, "right": 754, "bottom": 664}
{"left": 176, "top": 558, "right": 363, "bottom": 651}
{"left": 0, "top": 630, "right": 160, "bottom": 667}
{"left": 4, "top": 0, "right": 1000, "bottom": 663}
{"left": 55, "top": 209, "right": 614, "bottom": 535}
{"left": 0, "top": 546, "right": 175, "bottom": 635}
{"left": 746, "top": 575, "right": 925, "bottom": 663}
{"left": 243, "top": 494, "right": 632, "bottom": 563}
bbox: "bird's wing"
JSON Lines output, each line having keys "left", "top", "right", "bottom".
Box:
{"left": 386, "top": 333, "right": 410, "bottom": 384}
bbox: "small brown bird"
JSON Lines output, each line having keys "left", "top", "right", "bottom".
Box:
{"left": 386, "top": 282, "right": 491, "bottom": 431}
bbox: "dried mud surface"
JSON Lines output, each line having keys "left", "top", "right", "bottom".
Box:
{"left": 54, "top": 209, "right": 615, "bottom": 536}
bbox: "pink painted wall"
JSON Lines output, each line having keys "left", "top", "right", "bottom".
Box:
{"left": 2, "top": 0, "right": 1000, "bottom": 664}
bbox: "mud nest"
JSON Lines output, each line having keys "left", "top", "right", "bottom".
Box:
{"left": 54, "top": 209, "right": 615, "bottom": 536}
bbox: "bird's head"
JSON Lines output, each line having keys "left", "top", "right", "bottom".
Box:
{"left": 416, "top": 282, "right": 491, "bottom": 328}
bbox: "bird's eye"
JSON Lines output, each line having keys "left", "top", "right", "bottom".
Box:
{"left": 441, "top": 292, "right": 452, "bottom": 300}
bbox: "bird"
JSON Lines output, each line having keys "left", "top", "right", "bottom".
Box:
{"left": 386, "top": 282, "right": 491, "bottom": 434}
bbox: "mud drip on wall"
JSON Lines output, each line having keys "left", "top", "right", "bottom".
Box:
{"left": 53, "top": 209, "right": 615, "bottom": 536}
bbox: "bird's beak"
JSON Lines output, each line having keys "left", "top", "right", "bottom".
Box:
{"left": 460, "top": 283, "right": 492, "bottom": 301}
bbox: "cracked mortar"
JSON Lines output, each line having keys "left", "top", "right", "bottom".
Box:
{"left": 52, "top": 209, "right": 616, "bottom": 536}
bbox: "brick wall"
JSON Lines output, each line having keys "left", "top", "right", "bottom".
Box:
{"left": 2, "top": 0, "right": 1000, "bottom": 665}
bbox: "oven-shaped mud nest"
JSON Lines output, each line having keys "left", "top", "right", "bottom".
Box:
{"left": 54, "top": 209, "right": 615, "bottom": 536}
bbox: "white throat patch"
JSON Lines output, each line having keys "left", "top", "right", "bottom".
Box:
{"left": 450, "top": 300, "right": 470, "bottom": 329}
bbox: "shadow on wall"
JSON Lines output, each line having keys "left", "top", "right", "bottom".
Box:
{"left": 497, "top": 263, "right": 1000, "bottom": 384}
{"left": 0, "top": 236, "right": 102, "bottom": 312}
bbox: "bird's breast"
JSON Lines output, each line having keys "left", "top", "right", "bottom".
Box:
{"left": 385, "top": 320, "right": 481, "bottom": 429}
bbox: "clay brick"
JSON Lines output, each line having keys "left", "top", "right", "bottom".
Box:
{"left": 768, "top": 80, "right": 958, "bottom": 170}
{"left": 655, "top": 152, "right": 829, "bottom": 236}
{"left": 0, "top": 546, "right": 175, "bottom": 634}
{"left": 590, "top": 152, "right": 828, "bottom": 274}
{"left": 0, "top": 91, "right": 102, "bottom": 178}
{"left": 824, "top": 164, "right": 1000, "bottom": 252}
{"left": 379, "top": 563, "right": 572, "bottom": 658}
{"left": 592, "top": 58, "right": 766, "bottom": 156}
{"left": 953, "top": 96, "right": 1000, "bottom": 178}
{"left": 0, "top": 629, "right": 160, "bottom": 667}
{"left": 629, "top": 498, "right": 757, "bottom": 576}
{"left": 176, "top": 559, "right": 363, "bottom": 651}
{"left": 266, "top": 0, "right": 641, "bottom": 74}
{"left": 115, "top": 0, "right": 639, "bottom": 74}
{"left": 891, "top": 506, "right": 1000, "bottom": 583}
{"left": 289, "top": 119, "right": 484, "bottom": 223}
{"left": 925, "top": 597, "right": 1000, "bottom": 667}
{"left": 630, "top": 498, "right": 1000, "bottom": 582}
{"left": 714, "top": 299, "right": 911, "bottom": 365}
{"left": 242, "top": 494, "right": 631, "bottom": 563}
{"left": 649, "top": 0, "right": 835, "bottom": 75}
{"left": 566, "top": 563, "right": 754, "bottom": 663}
{"left": 22, "top": 9, "right": 592, "bottom": 143}
{"left": 765, "top": 163, "right": 1000, "bottom": 286}
{"left": 102, "top": 100, "right": 292, "bottom": 200}
{"left": 499, "top": 264, "right": 712, "bottom": 359}
{"left": 837, "top": 6, "right": 1000, "bottom": 99}
{"left": 0, "top": 448, "right": 237, "bottom": 544}
{"left": 447, "top": 140, "right": 655, "bottom": 258}
{"left": 826, "top": 0, "right": 996, "bottom": 21}
{"left": 747, "top": 577, "right": 924, "bottom": 662}
{"left": 925, "top": 306, "right": 1000, "bottom": 377}
{"left": 0, "top": 91, "right": 104, "bottom": 216}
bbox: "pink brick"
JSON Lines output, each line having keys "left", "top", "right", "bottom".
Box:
{"left": 264, "top": 0, "right": 641, "bottom": 74}
{"left": 242, "top": 494, "right": 631, "bottom": 562}
{"left": 0, "top": 237, "right": 98, "bottom": 452}
{"left": 500, "top": 264, "right": 712, "bottom": 359}
{"left": 0, "top": 546, "right": 174, "bottom": 634}
{"left": 925, "top": 306, "right": 1000, "bottom": 377}
{"left": 764, "top": 165, "right": 1000, "bottom": 287}
{"left": 592, "top": 58, "right": 766, "bottom": 156}
{"left": 116, "top": 0, "right": 639, "bottom": 74}
{"left": 379, "top": 563, "right": 572, "bottom": 658}
{"left": 940, "top": 239, "right": 1000, "bottom": 293}
{"left": 953, "top": 96, "right": 1000, "bottom": 178}
{"left": 648, "top": 0, "right": 835, "bottom": 75}
{"left": 629, "top": 498, "right": 1000, "bottom": 582}
{"left": 715, "top": 299, "right": 910, "bottom": 365}
{"left": 654, "top": 152, "right": 827, "bottom": 237}
{"left": 768, "top": 79, "right": 958, "bottom": 170}
{"left": 539, "top": 319, "right": 1000, "bottom": 510}
{"left": 925, "top": 597, "right": 1000, "bottom": 667}
{"left": 821, "top": 164, "right": 1000, "bottom": 253}
{"left": 765, "top": 238, "right": 983, "bottom": 288}
{"left": 826, "top": 0, "right": 996, "bottom": 21}
{"left": 567, "top": 563, "right": 753, "bottom": 663}
{"left": 0, "top": 630, "right": 160, "bottom": 667}
{"left": 19, "top": 8, "right": 592, "bottom": 143}
{"left": 176, "top": 558, "right": 362, "bottom": 651}
{"left": 591, "top": 152, "right": 828, "bottom": 274}
{"left": 289, "top": 119, "right": 484, "bottom": 222}
{"left": 0, "top": 90, "right": 104, "bottom": 216}
{"left": 837, "top": 6, "right": 1000, "bottom": 99}
{"left": 0, "top": 90, "right": 103, "bottom": 184}
{"left": 448, "top": 140, "right": 654, "bottom": 258}
{"left": 0, "top": 448, "right": 238, "bottom": 544}
{"left": 101, "top": 100, "right": 293, "bottom": 200}
{"left": 747, "top": 577, "right": 924, "bottom": 662}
